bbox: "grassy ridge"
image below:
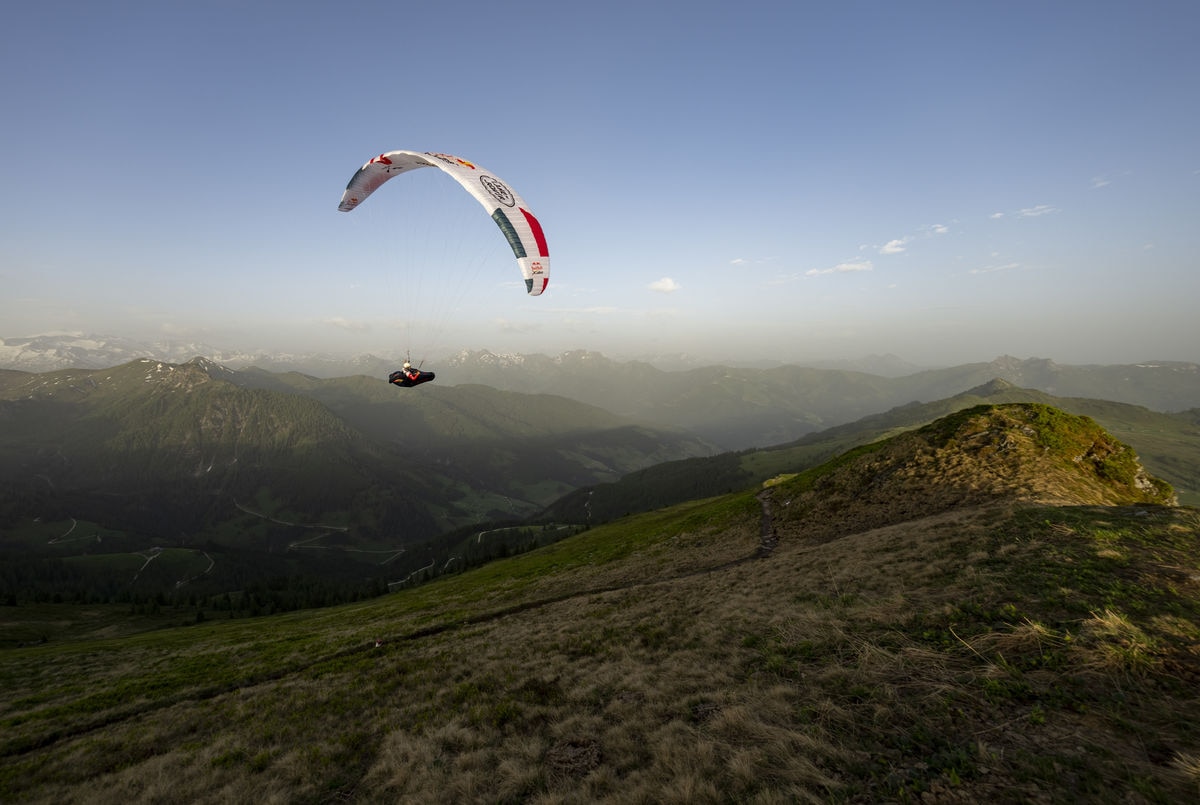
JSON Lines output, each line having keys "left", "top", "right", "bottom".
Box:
{"left": 547, "top": 382, "right": 1200, "bottom": 526}
{"left": 1, "top": 405, "right": 1197, "bottom": 802}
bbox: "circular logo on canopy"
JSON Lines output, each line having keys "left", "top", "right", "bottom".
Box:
{"left": 480, "top": 175, "right": 516, "bottom": 207}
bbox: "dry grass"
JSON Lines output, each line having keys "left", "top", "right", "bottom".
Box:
{"left": 2, "top": 405, "right": 1197, "bottom": 802}
{"left": 8, "top": 502, "right": 1195, "bottom": 803}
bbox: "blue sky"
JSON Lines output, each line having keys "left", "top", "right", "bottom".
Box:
{"left": 2, "top": 1, "right": 1197, "bottom": 366}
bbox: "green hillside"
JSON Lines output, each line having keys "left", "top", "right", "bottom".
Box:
{"left": 545, "top": 379, "right": 1200, "bottom": 524}
{"left": 2, "top": 404, "right": 1196, "bottom": 802}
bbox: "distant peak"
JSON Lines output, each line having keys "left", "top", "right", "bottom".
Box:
{"left": 964, "top": 377, "right": 1016, "bottom": 396}
{"left": 988, "top": 355, "right": 1060, "bottom": 371}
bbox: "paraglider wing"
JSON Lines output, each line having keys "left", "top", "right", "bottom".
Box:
{"left": 338, "top": 150, "right": 549, "bottom": 295}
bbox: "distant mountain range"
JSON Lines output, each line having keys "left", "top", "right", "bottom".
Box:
{"left": 4, "top": 334, "right": 1199, "bottom": 451}
{"left": 0, "top": 334, "right": 927, "bottom": 377}
{"left": 543, "top": 377, "right": 1200, "bottom": 525}
{"left": 3, "top": 344, "right": 1198, "bottom": 621}
{"left": 438, "top": 350, "right": 1200, "bottom": 448}
{"left": 0, "top": 333, "right": 399, "bottom": 378}
{"left": 0, "top": 359, "right": 715, "bottom": 580}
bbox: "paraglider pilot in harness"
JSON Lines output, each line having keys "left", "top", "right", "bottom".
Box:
{"left": 389, "top": 360, "right": 435, "bottom": 388}
{"left": 339, "top": 149, "right": 550, "bottom": 391}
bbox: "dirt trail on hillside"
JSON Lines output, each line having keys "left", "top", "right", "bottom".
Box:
{"left": 393, "top": 491, "right": 783, "bottom": 643}
{"left": 756, "top": 490, "right": 778, "bottom": 556}
{"left": 10, "top": 496, "right": 786, "bottom": 757}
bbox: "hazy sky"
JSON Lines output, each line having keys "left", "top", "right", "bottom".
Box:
{"left": 3, "top": 1, "right": 1198, "bottom": 367}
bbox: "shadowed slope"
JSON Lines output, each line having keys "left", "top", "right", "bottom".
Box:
{"left": 1, "top": 404, "right": 1195, "bottom": 803}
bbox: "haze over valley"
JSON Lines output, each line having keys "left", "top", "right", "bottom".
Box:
{"left": 4, "top": 2, "right": 1200, "bottom": 800}
{"left": 4, "top": 346, "right": 1199, "bottom": 603}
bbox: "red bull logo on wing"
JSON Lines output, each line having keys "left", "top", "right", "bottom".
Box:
{"left": 427, "top": 153, "right": 476, "bottom": 170}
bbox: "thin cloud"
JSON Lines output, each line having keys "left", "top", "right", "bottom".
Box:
{"left": 1016, "top": 204, "right": 1060, "bottom": 218}
{"left": 648, "top": 277, "right": 681, "bottom": 293}
{"left": 969, "top": 262, "right": 1021, "bottom": 275}
{"left": 877, "top": 224, "right": 946, "bottom": 255}
{"left": 1091, "top": 176, "right": 1111, "bottom": 189}
{"left": 990, "top": 205, "right": 1060, "bottom": 220}
{"left": 807, "top": 259, "right": 873, "bottom": 276}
